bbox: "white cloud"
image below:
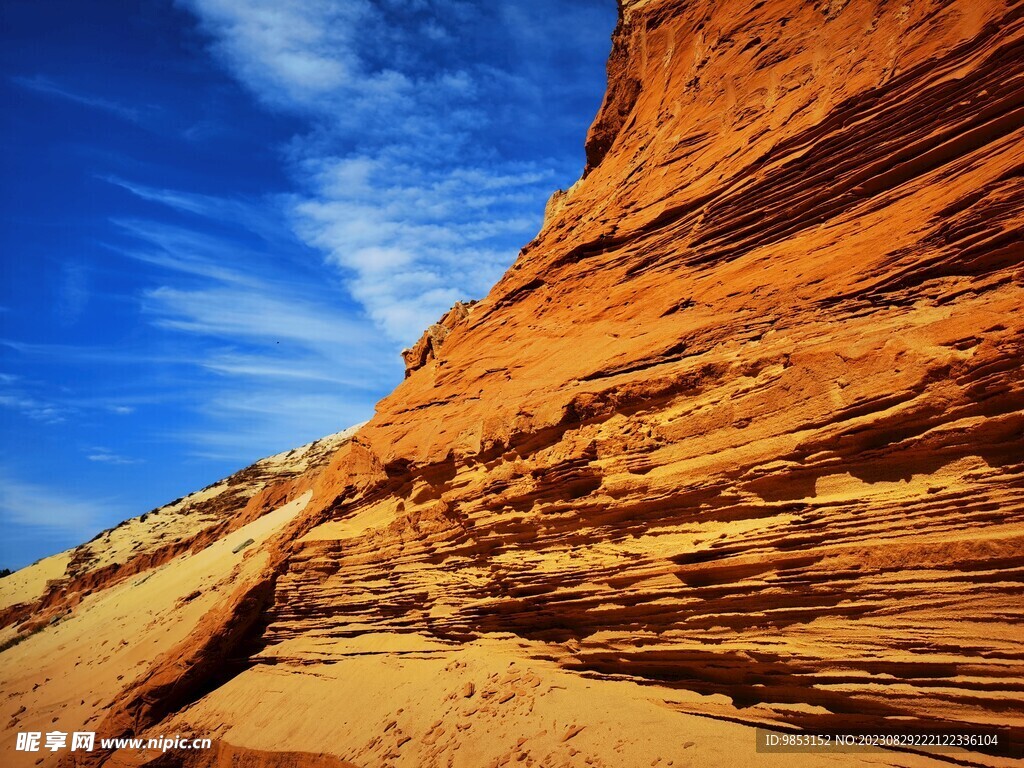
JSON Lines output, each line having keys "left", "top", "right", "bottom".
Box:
{"left": 144, "top": 284, "right": 361, "bottom": 345}
{"left": 96, "top": 195, "right": 396, "bottom": 457}
{"left": 107, "top": 219, "right": 262, "bottom": 287}
{"left": 179, "top": 389, "right": 370, "bottom": 460}
{"left": 0, "top": 393, "right": 68, "bottom": 425}
{"left": 11, "top": 75, "right": 145, "bottom": 122}
{"left": 3, "top": 0, "right": 610, "bottom": 469}
{"left": 104, "top": 178, "right": 294, "bottom": 245}
{"left": 290, "top": 157, "right": 553, "bottom": 342}
{"left": 86, "top": 448, "right": 142, "bottom": 465}
{"left": 179, "top": 0, "right": 375, "bottom": 109}
{"left": 201, "top": 350, "right": 375, "bottom": 388}
{"left": 177, "top": 0, "right": 581, "bottom": 346}
{"left": 0, "top": 470, "right": 118, "bottom": 540}
{"left": 0, "top": 371, "right": 141, "bottom": 424}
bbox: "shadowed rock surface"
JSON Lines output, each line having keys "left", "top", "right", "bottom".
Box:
{"left": 2, "top": 0, "right": 1024, "bottom": 766}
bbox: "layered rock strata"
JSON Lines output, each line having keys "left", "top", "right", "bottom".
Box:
{"left": 2, "top": 0, "right": 1024, "bottom": 766}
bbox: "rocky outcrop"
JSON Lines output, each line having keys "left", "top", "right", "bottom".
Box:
{"left": 0, "top": 429, "right": 357, "bottom": 642}
{"left": 3, "top": 0, "right": 1024, "bottom": 766}
{"left": 400, "top": 301, "right": 474, "bottom": 378}
{"left": 583, "top": 3, "right": 643, "bottom": 174}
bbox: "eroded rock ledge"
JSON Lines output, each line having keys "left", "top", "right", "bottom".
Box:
{"left": 400, "top": 300, "right": 475, "bottom": 378}
{"left": 3, "top": 0, "right": 1024, "bottom": 766}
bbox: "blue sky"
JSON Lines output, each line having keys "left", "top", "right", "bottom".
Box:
{"left": 0, "top": 0, "right": 615, "bottom": 570}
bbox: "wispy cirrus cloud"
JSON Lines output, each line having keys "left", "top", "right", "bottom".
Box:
{"left": 0, "top": 392, "right": 68, "bottom": 424}
{"left": 0, "top": 0, "right": 613, "bottom": 570}
{"left": 291, "top": 157, "right": 554, "bottom": 340}
{"left": 112, "top": 206, "right": 389, "bottom": 375}
{"left": 11, "top": 74, "right": 148, "bottom": 122}
{"left": 5, "top": 2, "right": 611, "bottom": 468}
{"left": 176, "top": 0, "right": 610, "bottom": 345}
{"left": 0, "top": 470, "right": 121, "bottom": 541}
{"left": 0, "top": 366, "right": 144, "bottom": 424}
{"left": 104, "top": 177, "right": 297, "bottom": 246}
{"left": 0, "top": 467, "right": 135, "bottom": 568}
{"left": 100, "top": 191, "right": 394, "bottom": 457}
{"left": 86, "top": 447, "right": 142, "bottom": 465}
{"left": 179, "top": 0, "right": 371, "bottom": 110}
{"left": 0, "top": 372, "right": 70, "bottom": 425}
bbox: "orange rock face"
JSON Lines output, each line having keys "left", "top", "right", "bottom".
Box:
{"left": 3, "top": 0, "right": 1024, "bottom": 766}
{"left": 400, "top": 301, "right": 474, "bottom": 378}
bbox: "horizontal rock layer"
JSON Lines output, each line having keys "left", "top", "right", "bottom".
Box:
{"left": 270, "top": 0, "right": 1024, "bottom": 759}
{"left": 3, "top": 0, "right": 1024, "bottom": 766}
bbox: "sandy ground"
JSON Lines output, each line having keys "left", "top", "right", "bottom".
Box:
{"left": 113, "top": 632, "right": 990, "bottom": 768}
{"left": 0, "top": 493, "right": 312, "bottom": 768}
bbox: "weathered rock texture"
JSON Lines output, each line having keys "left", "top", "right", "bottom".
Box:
{"left": 3, "top": 0, "right": 1024, "bottom": 766}
{"left": 400, "top": 301, "right": 475, "bottom": 377}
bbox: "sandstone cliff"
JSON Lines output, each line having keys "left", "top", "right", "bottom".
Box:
{"left": 2, "top": 0, "right": 1023, "bottom": 766}
{"left": 400, "top": 301, "right": 474, "bottom": 378}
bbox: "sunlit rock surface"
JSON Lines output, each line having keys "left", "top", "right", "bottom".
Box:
{"left": 2, "top": 0, "right": 1023, "bottom": 766}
